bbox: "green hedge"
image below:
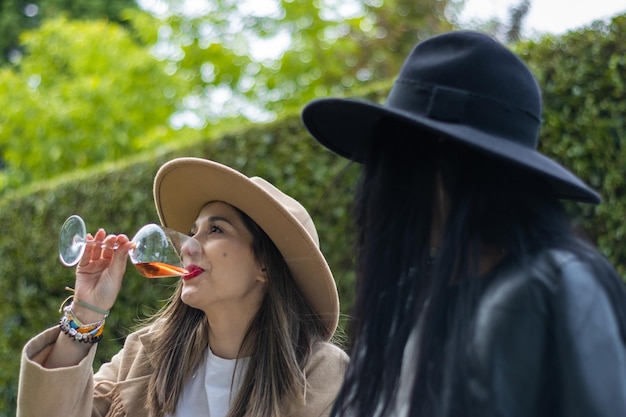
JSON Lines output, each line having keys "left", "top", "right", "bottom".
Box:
{"left": 2, "top": 15, "right": 626, "bottom": 415}
{"left": 517, "top": 14, "right": 626, "bottom": 275}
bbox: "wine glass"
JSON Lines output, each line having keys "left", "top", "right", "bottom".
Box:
{"left": 59, "top": 214, "right": 190, "bottom": 278}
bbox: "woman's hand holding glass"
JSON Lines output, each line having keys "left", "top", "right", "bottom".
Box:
{"left": 58, "top": 214, "right": 193, "bottom": 322}
{"left": 73, "top": 229, "right": 133, "bottom": 323}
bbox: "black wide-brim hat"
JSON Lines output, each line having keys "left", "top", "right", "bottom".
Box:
{"left": 302, "top": 31, "right": 601, "bottom": 204}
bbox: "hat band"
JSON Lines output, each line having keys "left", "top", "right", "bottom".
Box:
{"left": 385, "top": 80, "right": 541, "bottom": 148}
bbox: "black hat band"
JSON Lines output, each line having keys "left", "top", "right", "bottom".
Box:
{"left": 385, "top": 80, "right": 541, "bottom": 148}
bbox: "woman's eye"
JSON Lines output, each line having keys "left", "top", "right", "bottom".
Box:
{"left": 209, "top": 225, "right": 222, "bottom": 234}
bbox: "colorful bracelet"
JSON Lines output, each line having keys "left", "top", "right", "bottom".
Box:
{"left": 58, "top": 287, "right": 108, "bottom": 344}
{"left": 59, "top": 307, "right": 105, "bottom": 343}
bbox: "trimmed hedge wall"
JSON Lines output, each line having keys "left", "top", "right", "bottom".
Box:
{"left": 2, "top": 15, "right": 626, "bottom": 415}
{"left": 517, "top": 14, "right": 626, "bottom": 275}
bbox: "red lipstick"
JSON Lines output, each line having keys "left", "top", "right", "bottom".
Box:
{"left": 183, "top": 264, "right": 204, "bottom": 280}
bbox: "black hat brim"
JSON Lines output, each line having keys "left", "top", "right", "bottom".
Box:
{"left": 302, "top": 97, "right": 601, "bottom": 204}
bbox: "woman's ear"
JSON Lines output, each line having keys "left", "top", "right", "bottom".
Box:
{"left": 257, "top": 266, "right": 268, "bottom": 283}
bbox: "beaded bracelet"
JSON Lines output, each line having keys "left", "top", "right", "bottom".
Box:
{"left": 59, "top": 306, "right": 105, "bottom": 343}
{"left": 58, "top": 288, "right": 108, "bottom": 344}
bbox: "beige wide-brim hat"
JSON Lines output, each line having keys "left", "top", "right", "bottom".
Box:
{"left": 153, "top": 157, "right": 339, "bottom": 340}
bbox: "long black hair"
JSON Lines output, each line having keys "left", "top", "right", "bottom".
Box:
{"left": 330, "top": 119, "right": 626, "bottom": 417}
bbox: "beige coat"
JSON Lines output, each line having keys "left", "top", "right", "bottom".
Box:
{"left": 18, "top": 326, "right": 349, "bottom": 417}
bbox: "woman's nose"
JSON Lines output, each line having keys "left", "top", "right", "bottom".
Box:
{"left": 181, "top": 236, "right": 202, "bottom": 259}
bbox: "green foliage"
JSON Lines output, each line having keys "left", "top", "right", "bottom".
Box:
{"left": 0, "top": 0, "right": 139, "bottom": 65}
{"left": 515, "top": 14, "right": 626, "bottom": 275}
{"left": 159, "top": 0, "right": 456, "bottom": 122}
{"left": 0, "top": 14, "right": 196, "bottom": 193}
{"left": 0, "top": 0, "right": 455, "bottom": 192}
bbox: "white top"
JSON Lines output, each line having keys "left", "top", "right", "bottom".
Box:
{"left": 169, "top": 347, "right": 250, "bottom": 417}
{"left": 392, "top": 324, "right": 420, "bottom": 417}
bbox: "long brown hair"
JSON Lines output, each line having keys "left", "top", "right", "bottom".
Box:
{"left": 145, "top": 205, "right": 328, "bottom": 417}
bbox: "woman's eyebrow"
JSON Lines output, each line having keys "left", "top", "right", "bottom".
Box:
{"left": 191, "top": 215, "right": 235, "bottom": 233}
{"left": 207, "top": 215, "right": 234, "bottom": 226}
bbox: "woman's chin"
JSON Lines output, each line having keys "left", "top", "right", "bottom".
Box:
{"left": 180, "top": 289, "right": 202, "bottom": 310}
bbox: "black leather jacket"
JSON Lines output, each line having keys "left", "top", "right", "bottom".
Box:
{"left": 465, "top": 249, "right": 626, "bottom": 416}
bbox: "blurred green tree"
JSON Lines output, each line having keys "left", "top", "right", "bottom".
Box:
{"left": 0, "top": 12, "right": 198, "bottom": 192}
{"left": 0, "top": 0, "right": 464, "bottom": 192}
{"left": 152, "top": 0, "right": 460, "bottom": 124}
{"left": 0, "top": 0, "right": 139, "bottom": 65}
